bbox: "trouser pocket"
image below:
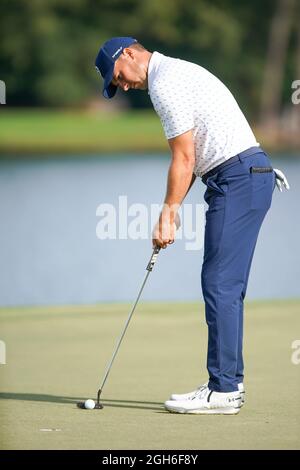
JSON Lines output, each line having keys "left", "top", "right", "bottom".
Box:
{"left": 250, "top": 166, "right": 275, "bottom": 210}
{"left": 205, "top": 173, "right": 228, "bottom": 196}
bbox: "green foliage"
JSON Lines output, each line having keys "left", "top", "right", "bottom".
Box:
{"left": 0, "top": 0, "right": 298, "bottom": 117}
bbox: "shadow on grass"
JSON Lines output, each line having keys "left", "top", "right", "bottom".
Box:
{"left": 0, "top": 392, "right": 163, "bottom": 411}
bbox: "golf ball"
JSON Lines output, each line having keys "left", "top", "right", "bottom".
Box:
{"left": 84, "top": 399, "right": 95, "bottom": 410}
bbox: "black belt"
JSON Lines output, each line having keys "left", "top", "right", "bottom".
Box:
{"left": 201, "top": 146, "right": 264, "bottom": 184}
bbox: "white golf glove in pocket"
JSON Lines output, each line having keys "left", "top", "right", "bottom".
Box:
{"left": 273, "top": 168, "right": 290, "bottom": 192}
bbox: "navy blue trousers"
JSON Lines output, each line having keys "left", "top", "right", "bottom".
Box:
{"left": 201, "top": 147, "right": 275, "bottom": 392}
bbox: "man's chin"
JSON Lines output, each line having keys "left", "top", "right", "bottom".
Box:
{"left": 132, "top": 81, "right": 147, "bottom": 90}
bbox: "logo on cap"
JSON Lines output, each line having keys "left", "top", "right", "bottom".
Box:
{"left": 112, "top": 47, "right": 123, "bottom": 59}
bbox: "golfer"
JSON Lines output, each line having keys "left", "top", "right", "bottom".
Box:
{"left": 95, "top": 37, "right": 289, "bottom": 415}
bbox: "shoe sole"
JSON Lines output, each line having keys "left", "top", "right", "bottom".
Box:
{"left": 165, "top": 406, "right": 241, "bottom": 415}
{"left": 170, "top": 391, "right": 246, "bottom": 407}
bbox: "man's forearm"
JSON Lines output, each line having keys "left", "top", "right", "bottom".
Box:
{"left": 184, "top": 172, "right": 196, "bottom": 199}
{"left": 161, "top": 154, "right": 195, "bottom": 223}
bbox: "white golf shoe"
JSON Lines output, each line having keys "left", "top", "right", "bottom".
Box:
{"left": 169, "top": 382, "right": 245, "bottom": 406}
{"left": 165, "top": 386, "right": 242, "bottom": 415}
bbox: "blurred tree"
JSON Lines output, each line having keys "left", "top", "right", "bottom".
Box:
{"left": 0, "top": 0, "right": 103, "bottom": 105}
{"left": 0, "top": 0, "right": 298, "bottom": 124}
{"left": 260, "top": 0, "right": 296, "bottom": 125}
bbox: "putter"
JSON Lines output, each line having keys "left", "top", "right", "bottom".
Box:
{"left": 77, "top": 246, "right": 161, "bottom": 410}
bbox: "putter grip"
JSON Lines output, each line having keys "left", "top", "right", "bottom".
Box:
{"left": 146, "top": 246, "right": 161, "bottom": 271}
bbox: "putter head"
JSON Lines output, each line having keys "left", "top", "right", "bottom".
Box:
{"left": 95, "top": 402, "right": 104, "bottom": 409}
{"left": 76, "top": 401, "right": 85, "bottom": 409}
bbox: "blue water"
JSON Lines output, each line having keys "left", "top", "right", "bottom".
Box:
{"left": 0, "top": 153, "right": 299, "bottom": 306}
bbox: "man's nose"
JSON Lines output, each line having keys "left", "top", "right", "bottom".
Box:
{"left": 120, "top": 81, "right": 129, "bottom": 91}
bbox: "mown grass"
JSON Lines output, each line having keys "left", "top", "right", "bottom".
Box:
{"left": 0, "top": 300, "right": 299, "bottom": 449}
{"left": 1, "top": 109, "right": 299, "bottom": 157}
{"left": 0, "top": 109, "right": 167, "bottom": 155}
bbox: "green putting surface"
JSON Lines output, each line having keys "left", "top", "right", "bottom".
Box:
{"left": 0, "top": 301, "right": 299, "bottom": 450}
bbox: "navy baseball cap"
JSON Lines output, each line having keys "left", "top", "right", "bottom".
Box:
{"left": 95, "top": 37, "right": 138, "bottom": 99}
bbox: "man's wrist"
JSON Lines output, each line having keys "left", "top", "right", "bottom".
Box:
{"left": 160, "top": 202, "right": 180, "bottom": 225}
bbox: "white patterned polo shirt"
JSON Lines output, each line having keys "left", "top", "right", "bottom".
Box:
{"left": 147, "top": 51, "right": 259, "bottom": 177}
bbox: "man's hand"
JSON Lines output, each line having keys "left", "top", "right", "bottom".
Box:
{"left": 152, "top": 219, "right": 175, "bottom": 249}
{"left": 174, "top": 212, "right": 181, "bottom": 230}
{"left": 274, "top": 168, "right": 290, "bottom": 192}
{"left": 152, "top": 212, "right": 180, "bottom": 249}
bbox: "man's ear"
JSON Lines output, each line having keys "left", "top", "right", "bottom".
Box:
{"left": 123, "top": 47, "right": 135, "bottom": 60}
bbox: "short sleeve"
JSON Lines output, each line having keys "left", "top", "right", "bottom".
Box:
{"left": 150, "top": 83, "right": 194, "bottom": 140}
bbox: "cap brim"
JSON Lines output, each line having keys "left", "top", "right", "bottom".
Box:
{"left": 102, "top": 64, "right": 117, "bottom": 99}
{"left": 103, "top": 83, "right": 117, "bottom": 99}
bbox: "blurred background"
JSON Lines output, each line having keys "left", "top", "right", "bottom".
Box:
{"left": 0, "top": 0, "right": 299, "bottom": 306}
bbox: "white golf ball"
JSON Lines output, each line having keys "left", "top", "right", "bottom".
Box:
{"left": 84, "top": 399, "right": 95, "bottom": 410}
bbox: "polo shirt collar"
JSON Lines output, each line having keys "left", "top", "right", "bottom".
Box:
{"left": 147, "top": 51, "right": 164, "bottom": 94}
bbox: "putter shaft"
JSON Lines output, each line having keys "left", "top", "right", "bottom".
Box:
{"left": 96, "top": 247, "right": 160, "bottom": 405}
